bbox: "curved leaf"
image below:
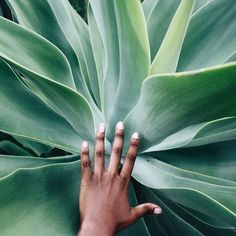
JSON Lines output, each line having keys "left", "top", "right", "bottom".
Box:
{"left": 148, "top": 139, "right": 236, "bottom": 182}
{"left": 0, "top": 59, "right": 83, "bottom": 153}
{"left": 134, "top": 181, "right": 204, "bottom": 236}
{"left": 124, "top": 63, "right": 236, "bottom": 151}
{"left": 150, "top": 0, "right": 195, "bottom": 74}
{"left": 178, "top": 0, "right": 236, "bottom": 71}
{"left": 21, "top": 73, "right": 95, "bottom": 142}
{"left": 89, "top": 0, "right": 150, "bottom": 139}
{"left": 0, "top": 141, "right": 31, "bottom": 156}
{"left": 144, "top": 117, "right": 236, "bottom": 152}
{"left": 142, "top": 0, "right": 181, "bottom": 61}
{"left": 48, "top": 0, "right": 101, "bottom": 107}
{"left": 0, "top": 16, "right": 75, "bottom": 89}
{"left": 133, "top": 157, "right": 236, "bottom": 228}
{"left": 0, "top": 154, "right": 79, "bottom": 178}
{"left": 0, "top": 160, "right": 152, "bottom": 236}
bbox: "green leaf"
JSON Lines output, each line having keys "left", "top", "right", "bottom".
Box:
{"left": 134, "top": 181, "right": 203, "bottom": 236}
{"left": 0, "top": 59, "right": 83, "bottom": 153}
{"left": 14, "top": 137, "right": 53, "bottom": 157}
{"left": 150, "top": 0, "right": 195, "bottom": 74}
{"left": 124, "top": 63, "right": 236, "bottom": 151}
{"left": 0, "top": 141, "right": 31, "bottom": 156}
{"left": 0, "top": 154, "right": 79, "bottom": 178}
{"left": 226, "top": 52, "right": 236, "bottom": 63}
{"left": 178, "top": 0, "right": 236, "bottom": 71}
{"left": 88, "top": 4, "right": 106, "bottom": 111}
{"left": 148, "top": 139, "right": 236, "bottom": 182}
{"left": 117, "top": 183, "right": 150, "bottom": 236}
{"left": 89, "top": 0, "right": 150, "bottom": 138}
{"left": 48, "top": 0, "right": 101, "bottom": 108}
{"left": 133, "top": 157, "right": 236, "bottom": 228}
{"left": 0, "top": 161, "right": 81, "bottom": 236}
{"left": 0, "top": 158, "right": 151, "bottom": 236}
{"left": 0, "top": 16, "right": 75, "bottom": 89}
{"left": 21, "top": 72, "right": 95, "bottom": 142}
{"left": 144, "top": 117, "right": 236, "bottom": 152}
{"left": 193, "top": 0, "right": 209, "bottom": 12}
{"left": 89, "top": 0, "right": 120, "bottom": 117}
{"left": 3, "top": 0, "right": 102, "bottom": 121}
{"left": 142, "top": 0, "right": 181, "bottom": 61}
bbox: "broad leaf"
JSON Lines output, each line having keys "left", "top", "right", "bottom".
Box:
{"left": 144, "top": 117, "right": 236, "bottom": 152}
{"left": 178, "top": 0, "right": 236, "bottom": 71}
{"left": 142, "top": 0, "right": 181, "bottom": 61}
{"left": 89, "top": 0, "right": 150, "bottom": 139}
{"left": 133, "top": 157, "right": 236, "bottom": 228}
{"left": 0, "top": 59, "right": 83, "bottom": 153}
{"left": 124, "top": 63, "right": 236, "bottom": 151}
{"left": 150, "top": 0, "right": 195, "bottom": 74}
{"left": 134, "top": 181, "right": 203, "bottom": 236}
{"left": 0, "top": 16, "right": 75, "bottom": 89}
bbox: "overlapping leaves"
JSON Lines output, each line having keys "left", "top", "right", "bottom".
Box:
{"left": 0, "top": 0, "right": 235, "bottom": 235}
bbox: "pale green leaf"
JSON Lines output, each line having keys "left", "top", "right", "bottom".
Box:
{"left": 48, "top": 0, "right": 101, "bottom": 107}
{"left": 133, "top": 157, "right": 236, "bottom": 228}
{"left": 0, "top": 160, "right": 150, "bottom": 236}
{"left": 134, "top": 182, "right": 204, "bottom": 236}
{"left": 0, "top": 59, "right": 83, "bottom": 153}
{"left": 124, "top": 63, "right": 236, "bottom": 151}
{"left": 0, "top": 16, "right": 75, "bottom": 89}
{"left": 150, "top": 0, "right": 195, "bottom": 74}
{"left": 89, "top": 0, "right": 150, "bottom": 138}
{"left": 148, "top": 139, "right": 236, "bottom": 182}
{"left": 142, "top": 0, "right": 181, "bottom": 61}
{"left": 178, "top": 0, "right": 236, "bottom": 71}
{"left": 144, "top": 117, "right": 236, "bottom": 152}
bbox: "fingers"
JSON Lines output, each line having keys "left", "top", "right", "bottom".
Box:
{"left": 130, "top": 203, "right": 162, "bottom": 223}
{"left": 94, "top": 123, "right": 105, "bottom": 176}
{"left": 120, "top": 132, "right": 139, "bottom": 180}
{"left": 108, "top": 121, "right": 124, "bottom": 174}
{"left": 80, "top": 141, "right": 92, "bottom": 181}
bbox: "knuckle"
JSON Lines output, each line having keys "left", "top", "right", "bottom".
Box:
{"left": 95, "top": 150, "right": 104, "bottom": 158}
{"left": 82, "top": 160, "right": 91, "bottom": 168}
{"left": 131, "top": 139, "right": 139, "bottom": 147}
{"left": 115, "top": 129, "right": 124, "bottom": 137}
{"left": 113, "top": 146, "right": 122, "bottom": 155}
{"left": 81, "top": 148, "right": 89, "bottom": 155}
{"left": 96, "top": 132, "right": 104, "bottom": 140}
{"left": 127, "top": 153, "right": 136, "bottom": 162}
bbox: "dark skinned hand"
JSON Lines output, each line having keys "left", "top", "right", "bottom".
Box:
{"left": 78, "top": 122, "right": 162, "bottom": 236}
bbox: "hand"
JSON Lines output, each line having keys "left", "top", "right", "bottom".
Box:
{"left": 78, "top": 122, "right": 162, "bottom": 236}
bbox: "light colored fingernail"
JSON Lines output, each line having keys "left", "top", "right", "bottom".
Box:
{"left": 99, "top": 123, "right": 105, "bottom": 133}
{"left": 82, "top": 141, "right": 88, "bottom": 148}
{"left": 154, "top": 207, "right": 162, "bottom": 215}
{"left": 116, "top": 121, "right": 124, "bottom": 130}
{"left": 132, "top": 132, "right": 139, "bottom": 140}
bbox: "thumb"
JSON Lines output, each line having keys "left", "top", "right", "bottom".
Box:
{"left": 130, "top": 203, "right": 162, "bottom": 221}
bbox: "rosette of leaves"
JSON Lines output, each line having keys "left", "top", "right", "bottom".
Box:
{"left": 0, "top": 0, "right": 236, "bottom": 235}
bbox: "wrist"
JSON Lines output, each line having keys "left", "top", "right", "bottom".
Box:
{"left": 78, "top": 217, "right": 116, "bottom": 236}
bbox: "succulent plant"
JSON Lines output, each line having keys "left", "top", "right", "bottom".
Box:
{"left": 0, "top": 0, "right": 235, "bottom": 235}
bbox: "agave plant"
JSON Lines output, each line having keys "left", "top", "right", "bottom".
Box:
{"left": 0, "top": 0, "right": 236, "bottom": 235}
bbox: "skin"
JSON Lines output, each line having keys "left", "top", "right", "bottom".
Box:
{"left": 78, "top": 121, "right": 162, "bottom": 236}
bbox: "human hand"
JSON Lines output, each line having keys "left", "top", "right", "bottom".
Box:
{"left": 78, "top": 122, "right": 162, "bottom": 236}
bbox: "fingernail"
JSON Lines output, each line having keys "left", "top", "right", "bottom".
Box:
{"left": 99, "top": 123, "right": 105, "bottom": 133}
{"left": 132, "top": 132, "right": 139, "bottom": 140}
{"left": 116, "top": 121, "right": 124, "bottom": 130}
{"left": 82, "top": 141, "right": 88, "bottom": 148}
{"left": 153, "top": 207, "right": 162, "bottom": 215}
